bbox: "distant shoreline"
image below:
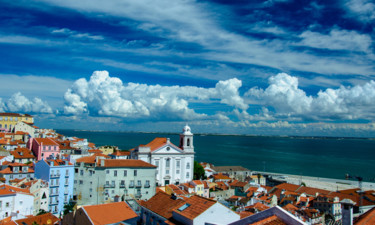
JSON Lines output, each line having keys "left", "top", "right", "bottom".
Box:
{"left": 56, "top": 129, "right": 375, "bottom": 140}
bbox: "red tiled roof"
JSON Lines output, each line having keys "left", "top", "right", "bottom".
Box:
{"left": 240, "top": 211, "right": 254, "bottom": 219}
{"left": 140, "top": 191, "right": 185, "bottom": 219}
{"left": 251, "top": 215, "right": 287, "bottom": 225}
{"left": 111, "top": 150, "right": 131, "bottom": 156}
{"left": 0, "top": 184, "right": 31, "bottom": 196}
{"left": 47, "top": 159, "right": 73, "bottom": 166}
{"left": 246, "top": 202, "right": 270, "bottom": 212}
{"left": 140, "top": 137, "right": 181, "bottom": 152}
{"left": 34, "top": 138, "right": 58, "bottom": 146}
{"left": 82, "top": 202, "right": 137, "bottom": 225}
{"left": 76, "top": 153, "right": 110, "bottom": 164}
{"left": 88, "top": 149, "right": 103, "bottom": 154}
{"left": 213, "top": 173, "right": 231, "bottom": 180}
{"left": 173, "top": 195, "right": 217, "bottom": 220}
{"left": 355, "top": 207, "right": 375, "bottom": 225}
{"left": 100, "top": 159, "right": 156, "bottom": 168}
{"left": 10, "top": 148, "right": 35, "bottom": 159}
{"left": 274, "top": 183, "right": 300, "bottom": 192}
{"left": 15, "top": 213, "right": 59, "bottom": 225}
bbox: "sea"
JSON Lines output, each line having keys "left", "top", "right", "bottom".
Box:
{"left": 56, "top": 130, "right": 375, "bottom": 182}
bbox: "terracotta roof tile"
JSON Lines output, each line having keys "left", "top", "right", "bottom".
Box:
{"left": 251, "top": 215, "right": 287, "bottom": 225}
{"left": 140, "top": 191, "right": 185, "bottom": 219}
{"left": 34, "top": 138, "right": 58, "bottom": 146}
{"left": 10, "top": 148, "right": 35, "bottom": 159}
{"left": 15, "top": 213, "right": 59, "bottom": 225}
{"left": 83, "top": 202, "right": 137, "bottom": 225}
{"left": 111, "top": 150, "right": 131, "bottom": 156}
{"left": 140, "top": 137, "right": 181, "bottom": 152}
{"left": 354, "top": 206, "right": 375, "bottom": 225}
{"left": 173, "top": 195, "right": 217, "bottom": 220}
{"left": 101, "top": 159, "right": 156, "bottom": 168}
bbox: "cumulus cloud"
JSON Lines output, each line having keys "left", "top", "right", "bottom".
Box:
{"left": 4, "top": 92, "right": 53, "bottom": 114}
{"left": 63, "top": 71, "right": 247, "bottom": 120}
{"left": 246, "top": 73, "right": 375, "bottom": 120}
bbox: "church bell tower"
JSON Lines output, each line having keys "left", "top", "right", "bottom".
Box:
{"left": 180, "top": 124, "right": 194, "bottom": 153}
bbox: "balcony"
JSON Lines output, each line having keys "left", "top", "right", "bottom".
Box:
{"left": 135, "top": 193, "right": 142, "bottom": 199}
{"left": 64, "top": 183, "right": 69, "bottom": 187}
{"left": 120, "top": 184, "right": 126, "bottom": 188}
{"left": 129, "top": 184, "right": 135, "bottom": 188}
{"left": 136, "top": 183, "right": 142, "bottom": 188}
{"left": 49, "top": 201, "right": 58, "bottom": 205}
{"left": 144, "top": 184, "right": 151, "bottom": 188}
{"left": 50, "top": 183, "right": 59, "bottom": 187}
{"left": 50, "top": 174, "right": 60, "bottom": 178}
{"left": 65, "top": 174, "right": 69, "bottom": 178}
{"left": 104, "top": 184, "right": 115, "bottom": 188}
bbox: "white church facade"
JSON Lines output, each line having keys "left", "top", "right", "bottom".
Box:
{"left": 130, "top": 125, "right": 195, "bottom": 186}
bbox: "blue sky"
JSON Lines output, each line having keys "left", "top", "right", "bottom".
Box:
{"left": 0, "top": 0, "right": 374, "bottom": 137}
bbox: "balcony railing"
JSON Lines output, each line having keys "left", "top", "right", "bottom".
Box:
{"left": 144, "top": 184, "right": 150, "bottom": 188}
{"left": 50, "top": 183, "right": 59, "bottom": 187}
{"left": 129, "top": 184, "right": 134, "bottom": 188}
{"left": 120, "top": 184, "right": 126, "bottom": 188}
{"left": 104, "top": 184, "right": 115, "bottom": 188}
{"left": 135, "top": 193, "right": 142, "bottom": 199}
{"left": 50, "top": 174, "right": 60, "bottom": 178}
{"left": 136, "top": 183, "right": 142, "bottom": 188}
{"left": 49, "top": 201, "right": 58, "bottom": 205}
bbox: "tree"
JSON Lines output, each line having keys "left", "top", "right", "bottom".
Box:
{"left": 63, "top": 201, "right": 75, "bottom": 215}
{"left": 36, "top": 209, "right": 48, "bottom": 216}
{"left": 193, "top": 161, "right": 206, "bottom": 180}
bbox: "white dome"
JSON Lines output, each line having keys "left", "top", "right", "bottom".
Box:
{"left": 182, "top": 124, "right": 192, "bottom": 135}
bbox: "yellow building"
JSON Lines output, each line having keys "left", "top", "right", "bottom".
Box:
{"left": 98, "top": 145, "right": 117, "bottom": 155}
{"left": 0, "top": 113, "right": 33, "bottom": 131}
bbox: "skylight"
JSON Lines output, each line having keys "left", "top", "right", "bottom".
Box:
{"left": 177, "top": 203, "right": 191, "bottom": 211}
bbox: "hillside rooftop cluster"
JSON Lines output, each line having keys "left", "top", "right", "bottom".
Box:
{"left": 0, "top": 112, "right": 374, "bottom": 225}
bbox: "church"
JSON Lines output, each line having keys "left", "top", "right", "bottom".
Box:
{"left": 130, "top": 125, "right": 195, "bottom": 186}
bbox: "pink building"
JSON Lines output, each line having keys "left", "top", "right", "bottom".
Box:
{"left": 28, "top": 138, "right": 60, "bottom": 160}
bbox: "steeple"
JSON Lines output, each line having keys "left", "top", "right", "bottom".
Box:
{"left": 179, "top": 124, "right": 194, "bottom": 153}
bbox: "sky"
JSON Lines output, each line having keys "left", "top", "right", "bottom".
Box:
{"left": 0, "top": 0, "right": 374, "bottom": 137}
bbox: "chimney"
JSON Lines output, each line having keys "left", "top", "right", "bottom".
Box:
{"left": 341, "top": 199, "right": 355, "bottom": 225}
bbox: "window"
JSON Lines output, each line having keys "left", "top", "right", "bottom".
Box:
{"left": 124, "top": 170, "right": 127, "bottom": 176}
{"left": 130, "top": 180, "right": 134, "bottom": 188}
{"left": 80, "top": 170, "right": 83, "bottom": 176}
{"left": 114, "top": 170, "right": 117, "bottom": 177}
{"left": 145, "top": 180, "right": 150, "bottom": 187}
{"left": 186, "top": 172, "right": 189, "bottom": 178}
{"left": 79, "top": 180, "right": 83, "bottom": 184}
{"left": 176, "top": 170, "right": 180, "bottom": 174}
{"left": 6, "top": 202, "right": 9, "bottom": 207}
{"left": 89, "top": 188, "right": 93, "bottom": 192}
{"left": 166, "top": 170, "right": 169, "bottom": 175}
{"left": 155, "top": 160, "right": 159, "bottom": 167}
{"left": 166, "top": 158, "right": 170, "bottom": 168}
{"left": 106, "top": 181, "right": 110, "bottom": 186}
{"left": 176, "top": 160, "right": 180, "bottom": 168}
{"left": 186, "top": 162, "right": 190, "bottom": 169}
{"left": 134, "top": 170, "right": 137, "bottom": 176}
{"left": 137, "top": 180, "right": 141, "bottom": 186}
{"left": 106, "top": 170, "right": 109, "bottom": 174}
{"left": 112, "top": 181, "right": 115, "bottom": 187}
{"left": 74, "top": 180, "right": 77, "bottom": 184}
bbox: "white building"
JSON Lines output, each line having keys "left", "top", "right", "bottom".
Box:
{"left": 130, "top": 125, "right": 195, "bottom": 186}
{"left": 0, "top": 184, "right": 34, "bottom": 219}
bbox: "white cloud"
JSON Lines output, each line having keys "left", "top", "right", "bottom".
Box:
{"left": 31, "top": 0, "right": 375, "bottom": 77}
{"left": 63, "top": 71, "right": 248, "bottom": 121}
{"left": 344, "top": 0, "right": 375, "bottom": 22}
{"left": 52, "top": 28, "right": 104, "bottom": 40}
{"left": 299, "top": 28, "right": 372, "bottom": 52}
{"left": 5, "top": 92, "right": 53, "bottom": 114}
{"left": 246, "top": 73, "right": 375, "bottom": 120}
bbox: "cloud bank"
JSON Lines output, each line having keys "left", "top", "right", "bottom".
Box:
{"left": 0, "top": 92, "right": 53, "bottom": 114}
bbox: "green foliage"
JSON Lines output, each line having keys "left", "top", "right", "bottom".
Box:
{"left": 32, "top": 222, "right": 39, "bottom": 225}
{"left": 193, "top": 161, "right": 206, "bottom": 180}
{"left": 63, "top": 201, "right": 75, "bottom": 215}
{"left": 36, "top": 209, "right": 47, "bottom": 216}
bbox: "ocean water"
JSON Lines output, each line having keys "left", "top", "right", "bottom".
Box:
{"left": 56, "top": 130, "right": 375, "bottom": 181}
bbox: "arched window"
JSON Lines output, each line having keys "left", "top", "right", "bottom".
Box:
{"left": 187, "top": 138, "right": 190, "bottom": 147}
{"left": 166, "top": 158, "right": 170, "bottom": 168}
